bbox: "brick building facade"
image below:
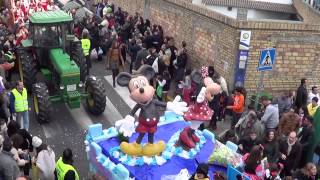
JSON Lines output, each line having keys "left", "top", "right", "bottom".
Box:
{"left": 109, "top": 0, "right": 320, "bottom": 96}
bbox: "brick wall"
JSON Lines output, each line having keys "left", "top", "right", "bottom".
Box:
{"left": 109, "top": 0, "right": 320, "bottom": 96}
{"left": 245, "top": 30, "right": 320, "bottom": 96}
{"left": 108, "top": 0, "right": 144, "bottom": 16}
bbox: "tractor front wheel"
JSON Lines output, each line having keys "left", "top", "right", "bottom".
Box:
{"left": 33, "top": 83, "right": 52, "bottom": 123}
{"left": 85, "top": 76, "right": 106, "bottom": 115}
{"left": 17, "top": 49, "right": 37, "bottom": 91}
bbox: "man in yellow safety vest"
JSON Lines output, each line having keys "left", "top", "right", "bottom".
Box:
{"left": 10, "top": 81, "right": 29, "bottom": 131}
{"left": 55, "top": 148, "right": 79, "bottom": 180}
{"left": 81, "top": 29, "right": 91, "bottom": 75}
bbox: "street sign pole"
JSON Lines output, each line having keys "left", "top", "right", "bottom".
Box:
{"left": 255, "top": 48, "right": 276, "bottom": 110}
{"left": 254, "top": 71, "right": 265, "bottom": 110}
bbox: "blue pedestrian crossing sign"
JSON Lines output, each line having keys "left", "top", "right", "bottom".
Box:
{"left": 258, "top": 48, "right": 276, "bottom": 71}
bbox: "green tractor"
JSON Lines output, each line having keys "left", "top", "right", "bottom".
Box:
{"left": 17, "top": 10, "right": 106, "bottom": 123}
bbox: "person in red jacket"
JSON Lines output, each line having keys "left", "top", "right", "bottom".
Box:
{"left": 226, "top": 87, "right": 245, "bottom": 129}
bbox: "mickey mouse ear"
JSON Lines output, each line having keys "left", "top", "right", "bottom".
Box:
{"left": 191, "top": 70, "right": 202, "bottom": 84}
{"left": 116, "top": 72, "right": 132, "bottom": 87}
{"left": 133, "top": 65, "right": 155, "bottom": 80}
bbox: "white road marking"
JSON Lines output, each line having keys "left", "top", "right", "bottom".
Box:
{"left": 42, "top": 124, "right": 54, "bottom": 138}
{"left": 104, "top": 75, "right": 140, "bottom": 116}
{"left": 103, "top": 96, "right": 123, "bottom": 125}
{"left": 69, "top": 104, "right": 94, "bottom": 129}
{"left": 42, "top": 121, "right": 63, "bottom": 139}
{"left": 68, "top": 94, "right": 124, "bottom": 129}
{"left": 104, "top": 75, "right": 136, "bottom": 109}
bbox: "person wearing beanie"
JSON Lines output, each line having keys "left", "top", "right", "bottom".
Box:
{"left": 0, "top": 138, "right": 20, "bottom": 180}
{"left": 189, "top": 163, "right": 209, "bottom": 180}
{"left": 32, "top": 136, "right": 42, "bottom": 148}
{"left": 32, "top": 136, "right": 56, "bottom": 180}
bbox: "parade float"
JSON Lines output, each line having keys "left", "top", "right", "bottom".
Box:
{"left": 85, "top": 66, "right": 246, "bottom": 179}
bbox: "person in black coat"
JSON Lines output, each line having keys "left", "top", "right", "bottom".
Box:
{"left": 134, "top": 43, "right": 149, "bottom": 70}
{"left": 175, "top": 41, "right": 188, "bottom": 83}
{"left": 167, "top": 37, "right": 177, "bottom": 79}
{"left": 262, "top": 129, "right": 279, "bottom": 163}
{"left": 152, "top": 29, "right": 163, "bottom": 52}
{"left": 238, "top": 130, "right": 261, "bottom": 155}
{"left": 128, "top": 39, "right": 142, "bottom": 73}
{"left": 298, "top": 116, "right": 314, "bottom": 168}
{"left": 279, "top": 131, "right": 302, "bottom": 177}
{"left": 7, "top": 120, "right": 32, "bottom": 152}
{"left": 295, "top": 78, "right": 308, "bottom": 109}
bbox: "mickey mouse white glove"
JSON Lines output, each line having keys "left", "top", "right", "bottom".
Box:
{"left": 166, "top": 95, "right": 188, "bottom": 115}
{"left": 115, "top": 115, "right": 136, "bottom": 137}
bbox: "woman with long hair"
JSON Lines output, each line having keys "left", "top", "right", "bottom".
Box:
{"left": 107, "top": 40, "right": 124, "bottom": 87}
{"left": 10, "top": 133, "right": 30, "bottom": 176}
{"left": 294, "top": 105, "right": 309, "bottom": 126}
{"left": 32, "top": 136, "right": 56, "bottom": 180}
{"left": 244, "top": 145, "right": 264, "bottom": 179}
{"left": 262, "top": 130, "right": 279, "bottom": 163}
{"left": 277, "top": 111, "right": 300, "bottom": 137}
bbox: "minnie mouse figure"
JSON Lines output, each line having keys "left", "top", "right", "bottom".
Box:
{"left": 177, "top": 70, "right": 220, "bottom": 150}
{"left": 115, "top": 65, "right": 188, "bottom": 157}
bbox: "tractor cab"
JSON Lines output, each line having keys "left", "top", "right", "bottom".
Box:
{"left": 17, "top": 10, "right": 106, "bottom": 123}
{"left": 32, "top": 24, "right": 61, "bottom": 47}
{"left": 25, "top": 10, "right": 73, "bottom": 49}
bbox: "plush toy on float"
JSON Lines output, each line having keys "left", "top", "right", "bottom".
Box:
{"left": 115, "top": 65, "right": 188, "bottom": 157}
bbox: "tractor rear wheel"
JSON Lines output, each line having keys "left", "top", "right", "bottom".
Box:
{"left": 85, "top": 76, "right": 106, "bottom": 115}
{"left": 18, "top": 49, "right": 37, "bottom": 91}
{"left": 71, "top": 43, "right": 88, "bottom": 82}
{"left": 32, "top": 83, "right": 52, "bottom": 123}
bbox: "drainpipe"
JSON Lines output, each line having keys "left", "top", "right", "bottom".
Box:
{"left": 143, "top": 0, "right": 150, "bottom": 19}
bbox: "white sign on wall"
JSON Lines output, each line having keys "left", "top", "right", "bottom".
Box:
{"left": 239, "top": 31, "right": 252, "bottom": 50}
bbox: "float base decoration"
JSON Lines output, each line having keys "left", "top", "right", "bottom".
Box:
{"left": 208, "top": 141, "right": 243, "bottom": 167}
{"left": 86, "top": 113, "right": 227, "bottom": 180}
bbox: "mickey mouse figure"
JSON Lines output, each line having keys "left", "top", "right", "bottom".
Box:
{"left": 116, "top": 65, "right": 188, "bottom": 157}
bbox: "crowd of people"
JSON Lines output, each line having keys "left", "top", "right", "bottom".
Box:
{"left": 0, "top": 0, "right": 319, "bottom": 179}
{"left": 11, "top": 0, "right": 59, "bottom": 24}
{"left": 83, "top": 2, "right": 320, "bottom": 179}
{"left": 229, "top": 78, "right": 320, "bottom": 179}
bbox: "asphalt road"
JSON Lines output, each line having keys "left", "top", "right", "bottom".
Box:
{"left": 27, "top": 58, "right": 131, "bottom": 179}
